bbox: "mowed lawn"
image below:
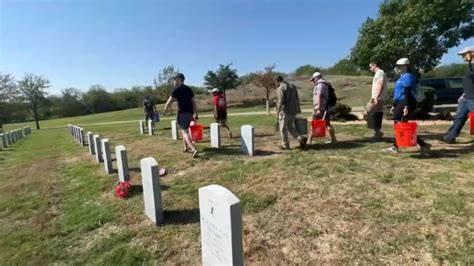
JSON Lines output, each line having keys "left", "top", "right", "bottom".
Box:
{"left": 1, "top": 114, "right": 473, "bottom": 264}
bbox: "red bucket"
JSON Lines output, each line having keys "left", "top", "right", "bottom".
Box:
{"left": 470, "top": 112, "right": 474, "bottom": 135}
{"left": 395, "top": 122, "right": 417, "bottom": 148}
{"left": 190, "top": 123, "right": 203, "bottom": 142}
{"left": 311, "top": 119, "right": 326, "bottom": 137}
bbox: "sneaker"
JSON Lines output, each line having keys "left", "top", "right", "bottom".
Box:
{"left": 370, "top": 131, "right": 384, "bottom": 142}
{"left": 420, "top": 143, "right": 432, "bottom": 157}
{"left": 383, "top": 146, "right": 399, "bottom": 153}
{"left": 325, "top": 140, "right": 337, "bottom": 144}
{"left": 298, "top": 137, "right": 308, "bottom": 149}
{"left": 441, "top": 136, "right": 455, "bottom": 144}
{"left": 192, "top": 150, "right": 199, "bottom": 158}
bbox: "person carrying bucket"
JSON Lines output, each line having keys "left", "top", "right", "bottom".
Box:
{"left": 384, "top": 58, "right": 431, "bottom": 156}
{"left": 367, "top": 61, "right": 389, "bottom": 141}
{"left": 275, "top": 75, "right": 307, "bottom": 150}
{"left": 441, "top": 46, "right": 474, "bottom": 144}
{"left": 163, "top": 73, "right": 199, "bottom": 158}
{"left": 143, "top": 96, "right": 157, "bottom": 131}
{"left": 307, "top": 72, "right": 337, "bottom": 145}
{"left": 211, "top": 88, "right": 232, "bottom": 139}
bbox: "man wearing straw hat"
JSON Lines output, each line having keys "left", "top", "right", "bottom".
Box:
{"left": 441, "top": 46, "right": 474, "bottom": 144}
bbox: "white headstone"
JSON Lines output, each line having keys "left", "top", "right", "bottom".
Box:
{"left": 139, "top": 120, "right": 145, "bottom": 135}
{"left": 240, "top": 125, "right": 255, "bottom": 156}
{"left": 199, "top": 185, "right": 243, "bottom": 266}
{"left": 210, "top": 123, "right": 221, "bottom": 148}
{"left": 140, "top": 157, "right": 163, "bottom": 225}
{"left": 115, "top": 145, "right": 129, "bottom": 182}
{"left": 148, "top": 120, "right": 154, "bottom": 136}
{"left": 93, "top": 135, "right": 103, "bottom": 163}
{"left": 87, "top": 132, "right": 95, "bottom": 155}
{"left": 11, "top": 131, "right": 16, "bottom": 143}
{"left": 79, "top": 128, "right": 85, "bottom": 146}
{"left": 101, "top": 139, "right": 113, "bottom": 174}
{"left": 1, "top": 133, "right": 7, "bottom": 149}
{"left": 6, "top": 132, "right": 12, "bottom": 145}
{"left": 171, "top": 120, "right": 179, "bottom": 140}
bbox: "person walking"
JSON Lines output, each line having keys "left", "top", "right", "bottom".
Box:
{"left": 367, "top": 61, "right": 389, "bottom": 141}
{"left": 163, "top": 73, "right": 199, "bottom": 158}
{"left": 212, "top": 88, "right": 232, "bottom": 139}
{"left": 275, "top": 76, "right": 307, "bottom": 149}
{"left": 307, "top": 72, "right": 337, "bottom": 144}
{"left": 143, "top": 96, "right": 157, "bottom": 131}
{"left": 385, "top": 58, "right": 431, "bottom": 156}
{"left": 441, "top": 46, "right": 474, "bottom": 143}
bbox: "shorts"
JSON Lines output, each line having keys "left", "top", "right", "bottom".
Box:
{"left": 216, "top": 109, "right": 227, "bottom": 121}
{"left": 145, "top": 112, "right": 154, "bottom": 120}
{"left": 313, "top": 112, "right": 331, "bottom": 126}
{"left": 177, "top": 112, "right": 193, "bottom": 130}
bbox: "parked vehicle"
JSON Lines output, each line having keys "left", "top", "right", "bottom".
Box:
{"left": 420, "top": 77, "right": 464, "bottom": 104}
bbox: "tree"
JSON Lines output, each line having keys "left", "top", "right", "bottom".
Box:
{"left": 17, "top": 74, "right": 50, "bottom": 130}
{"left": 153, "top": 65, "right": 178, "bottom": 114}
{"left": 0, "top": 73, "right": 18, "bottom": 102}
{"left": 351, "top": 0, "right": 472, "bottom": 72}
{"left": 83, "top": 85, "right": 114, "bottom": 114}
{"left": 58, "top": 88, "right": 86, "bottom": 117}
{"left": 252, "top": 65, "right": 277, "bottom": 115}
{"left": 203, "top": 63, "right": 240, "bottom": 94}
{"left": 294, "top": 64, "right": 322, "bottom": 77}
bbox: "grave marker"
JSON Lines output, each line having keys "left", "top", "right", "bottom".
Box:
{"left": 140, "top": 157, "right": 163, "bottom": 225}
{"left": 199, "top": 184, "right": 243, "bottom": 266}
{"left": 101, "top": 139, "right": 113, "bottom": 174}
{"left": 171, "top": 120, "right": 179, "bottom": 140}
{"left": 115, "top": 145, "right": 130, "bottom": 182}
{"left": 210, "top": 123, "right": 221, "bottom": 148}
{"left": 240, "top": 125, "right": 255, "bottom": 156}
{"left": 93, "top": 135, "right": 103, "bottom": 163}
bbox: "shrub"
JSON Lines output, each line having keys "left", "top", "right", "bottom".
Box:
{"left": 331, "top": 103, "right": 359, "bottom": 121}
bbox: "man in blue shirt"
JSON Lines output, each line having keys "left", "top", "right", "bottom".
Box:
{"left": 385, "top": 58, "right": 431, "bottom": 156}
{"left": 163, "top": 73, "right": 199, "bottom": 158}
{"left": 441, "top": 47, "right": 474, "bottom": 143}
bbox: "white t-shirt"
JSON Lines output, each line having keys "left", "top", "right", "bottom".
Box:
{"left": 371, "top": 69, "right": 388, "bottom": 100}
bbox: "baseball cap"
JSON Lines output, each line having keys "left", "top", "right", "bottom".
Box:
{"left": 457, "top": 46, "right": 474, "bottom": 55}
{"left": 173, "top": 73, "right": 185, "bottom": 80}
{"left": 211, "top": 88, "right": 219, "bottom": 93}
{"left": 309, "top": 72, "right": 322, "bottom": 81}
{"left": 396, "top": 58, "right": 410, "bottom": 65}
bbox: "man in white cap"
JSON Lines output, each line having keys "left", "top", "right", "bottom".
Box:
{"left": 308, "top": 71, "right": 337, "bottom": 144}
{"left": 211, "top": 88, "right": 232, "bottom": 139}
{"left": 441, "top": 46, "right": 474, "bottom": 143}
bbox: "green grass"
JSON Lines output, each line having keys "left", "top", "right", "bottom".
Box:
{"left": 1, "top": 111, "right": 473, "bottom": 264}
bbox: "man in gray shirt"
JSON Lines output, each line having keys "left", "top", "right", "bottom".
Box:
{"left": 442, "top": 46, "right": 474, "bottom": 143}
{"left": 275, "top": 76, "right": 307, "bottom": 149}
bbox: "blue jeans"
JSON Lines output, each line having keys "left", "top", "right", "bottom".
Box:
{"left": 444, "top": 98, "right": 474, "bottom": 141}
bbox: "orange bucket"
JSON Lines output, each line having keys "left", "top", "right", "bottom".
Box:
{"left": 395, "top": 122, "right": 417, "bottom": 148}
{"left": 311, "top": 119, "right": 326, "bottom": 137}
{"left": 190, "top": 123, "right": 203, "bottom": 142}
{"left": 470, "top": 112, "right": 474, "bottom": 135}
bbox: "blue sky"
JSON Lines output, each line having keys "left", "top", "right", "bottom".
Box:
{"left": 1, "top": 0, "right": 472, "bottom": 94}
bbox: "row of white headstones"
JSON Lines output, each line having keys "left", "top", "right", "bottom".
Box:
{"left": 0, "top": 126, "right": 32, "bottom": 150}
{"left": 139, "top": 119, "right": 256, "bottom": 156}
{"left": 68, "top": 123, "right": 244, "bottom": 265}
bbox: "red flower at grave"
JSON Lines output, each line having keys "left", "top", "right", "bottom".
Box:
{"left": 115, "top": 181, "right": 132, "bottom": 199}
